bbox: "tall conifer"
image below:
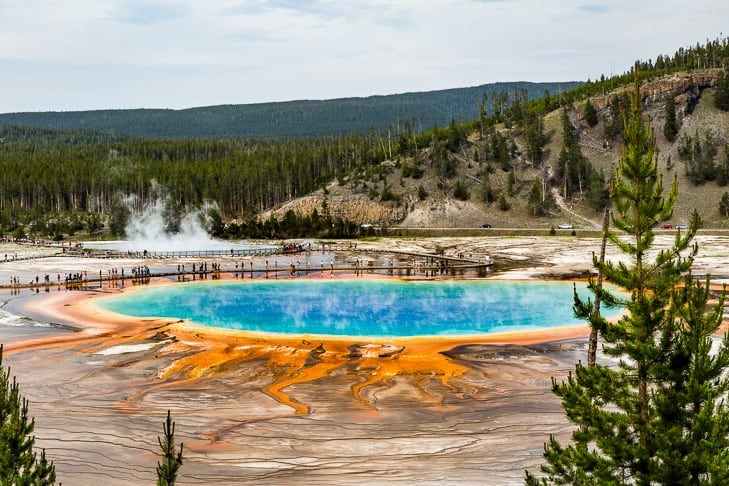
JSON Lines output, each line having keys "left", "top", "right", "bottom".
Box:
{"left": 715, "top": 68, "right": 729, "bottom": 111}
{"left": 663, "top": 95, "right": 678, "bottom": 142}
{"left": 583, "top": 99, "right": 598, "bottom": 127}
{"left": 157, "top": 409, "right": 183, "bottom": 486}
{"left": 526, "top": 69, "right": 729, "bottom": 484}
{"left": 652, "top": 272, "right": 729, "bottom": 484}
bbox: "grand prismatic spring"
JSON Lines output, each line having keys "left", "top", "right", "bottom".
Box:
{"left": 8, "top": 234, "right": 720, "bottom": 484}
{"left": 98, "top": 279, "right": 621, "bottom": 338}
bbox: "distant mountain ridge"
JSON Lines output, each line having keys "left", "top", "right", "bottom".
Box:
{"left": 0, "top": 81, "right": 581, "bottom": 139}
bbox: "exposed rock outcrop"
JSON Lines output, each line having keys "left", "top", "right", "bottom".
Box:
{"left": 590, "top": 68, "right": 720, "bottom": 117}
{"left": 262, "top": 196, "right": 405, "bottom": 226}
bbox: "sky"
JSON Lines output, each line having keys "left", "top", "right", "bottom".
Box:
{"left": 1, "top": 0, "right": 727, "bottom": 113}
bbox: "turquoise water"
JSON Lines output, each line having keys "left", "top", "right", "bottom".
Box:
{"left": 99, "top": 280, "right": 620, "bottom": 338}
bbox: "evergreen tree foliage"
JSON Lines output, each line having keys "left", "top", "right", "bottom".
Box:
{"left": 720, "top": 192, "right": 729, "bottom": 217}
{"left": 481, "top": 176, "right": 496, "bottom": 204}
{"left": 0, "top": 344, "right": 57, "bottom": 485}
{"left": 498, "top": 193, "right": 510, "bottom": 211}
{"left": 401, "top": 160, "right": 424, "bottom": 179}
{"left": 604, "top": 92, "right": 631, "bottom": 140}
{"left": 506, "top": 172, "right": 515, "bottom": 196}
{"left": 526, "top": 72, "right": 729, "bottom": 484}
{"left": 556, "top": 107, "right": 606, "bottom": 210}
{"left": 718, "top": 147, "right": 729, "bottom": 186}
{"left": 157, "top": 409, "right": 183, "bottom": 486}
{"left": 0, "top": 82, "right": 581, "bottom": 139}
{"left": 715, "top": 68, "right": 729, "bottom": 112}
{"left": 452, "top": 180, "right": 469, "bottom": 201}
{"left": 678, "top": 130, "right": 719, "bottom": 185}
{"left": 561, "top": 108, "right": 578, "bottom": 148}
{"left": 527, "top": 178, "right": 554, "bottom": 216}
{"left": 108, "top": 198, "right": 131, "bottom": 237}
{"left": 524, "top": 109, "right": 548, "bottom": 166}
{"left": 527, "top": 179, "right": 543, "bottom": 216}
{"left": 663, "top": 95, "right": 678, "bottom": 142}
{"left": 652, "top": 273, "right": 729, "bottom": 484}
{"left": 666, "top": 154, "right": 674, "bottom": 172}
{"left": 583, "top": 99, "right": 598, "bottom": 127}
{"left": 586, "top": 168, "right": 609, "bottom": 211}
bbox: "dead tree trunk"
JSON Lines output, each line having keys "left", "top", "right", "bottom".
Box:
{"left": 588, "top": 207, "right": 610, "bottom": 367}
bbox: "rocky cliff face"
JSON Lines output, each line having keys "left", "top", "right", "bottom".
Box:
{"left": 590, "top": 68, "right": 720, "bottom": 118}
{"left": 261, "top": 196, "right": 405, "bottom": 226}
{"left": 262, "top": 192, "right": 500, "bottom": 229}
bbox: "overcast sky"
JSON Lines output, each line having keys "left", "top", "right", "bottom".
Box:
{"left": 1, "top": 0, "right": 726, "bottom": 113}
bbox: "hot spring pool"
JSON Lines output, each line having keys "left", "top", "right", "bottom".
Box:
{"left": 98, "top": 279, "right": 621, "bottom": 338}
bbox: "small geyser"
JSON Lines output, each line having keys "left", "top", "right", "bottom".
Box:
{"left": 123, "top": 198, "right": 222, "bottom": 252}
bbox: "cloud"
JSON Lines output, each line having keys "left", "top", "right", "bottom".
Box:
{"left": 530, "top": 48, "right": 582, "bottom": 59}
{"left": 263, "top": 0, "right": 329, "bottom": 15}
{"left": 111, "top": 0, "right": 190, "bottom": 25}
{"left": 1, "top": 0, "right": 729, "bottom": 112}
{"left": 220, "top": 0, "right": 351, "bottom": 20}
{"left": 578, "top": 3, "right": 611, "bottom": 14}
{"left": 220, "top": 0, "right": 410, "bottom": 29}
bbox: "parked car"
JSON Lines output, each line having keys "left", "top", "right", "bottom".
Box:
{"left": 558, "top": 223, "right": 573, "bottom": 229}
{"left": 480, "top": 223, "right": 492, "bottom": 228}
{"left": 661, "top": 224, "right": 673, "bottom": 229}
{"left": 676, "top": 223, "right": 688, "bottom": 229}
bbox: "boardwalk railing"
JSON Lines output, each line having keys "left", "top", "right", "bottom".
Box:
{"left": 88, "top": 247, "right": 285, "bottom": 259}
{"left": 2, "top": 260, "right": 494, "bottom": 291}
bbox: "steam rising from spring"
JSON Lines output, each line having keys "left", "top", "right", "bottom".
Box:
{"left": 123, "top": 197, "right": 224, "bottom": 252}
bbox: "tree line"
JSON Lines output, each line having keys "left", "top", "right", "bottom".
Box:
{"left": 0, "top": 82, "right": 580, "bottom": 140}
{"left": 1, "top": 36, "right": 728, "bottom": 240}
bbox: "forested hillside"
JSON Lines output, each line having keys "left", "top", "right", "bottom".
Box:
{"left": 1, "top": 37, "right": 728, "bottom": 240}
{"left": 0, "top": 82, "right": 580, "bottom": 139}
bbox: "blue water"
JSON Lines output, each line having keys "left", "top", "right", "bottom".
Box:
{"left": 99, "top": 280, "right": 619, "bottom": 338}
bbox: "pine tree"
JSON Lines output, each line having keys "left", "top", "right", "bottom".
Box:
{"left": 0, "top": 344, "right": 57, "bottom": 485}
{"left": 718, "top": 147, "right": 729, "bottom": 186}
{"left": 527, "top": 179, "right": 543, "bottom": 216}
{"left": 715, "top": 68, "right": 729, "bottom": 111}
{"left": 481, "top": 177, "right": 495, "bottom": 203}
{"left": 108, "top": 198, "right": 131, "bottom": 237}
{"left": 498, "top": 193, "right": 510, "bottom": 211}
{"left": 526, "top": 69, "right": 729, "bottom": 484}
{"left": 586, "top": 168, "right": 609, "bottom": 210}
{"left": 584, "top": 99, "right": 598, "bottom": 127}
{"left": 524, "top": 110, "right": 547, "bottom": 166}
{"left": 720, "top": 192, "right": 729, "bottom": 217}
{"left": 157, "top": 410, "right": 183, "bottom": 486}
{"left": 651, "top": 272, "right": 729, "bottom": 484}
{"left": 452, "top": 180, "right": 469, "bottom": 201}
{"left": 663, "top": 95, "right": 679, "bottom": 142}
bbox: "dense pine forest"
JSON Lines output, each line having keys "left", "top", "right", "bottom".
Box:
{"left": 0, "top": 82, "right": 580, "bottom": 139}
{"left": 1, "top": 36, "right": 729, "bottom": 240}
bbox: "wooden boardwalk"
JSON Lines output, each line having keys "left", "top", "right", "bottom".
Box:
{"left": 82, "top": 247, "right": 285, "bottom": 259}
{"left": 0, "top": 242, "right": 493, "bottom": 290}
{"left": 2, "top": 263, "right": 492, "bottom": 291}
